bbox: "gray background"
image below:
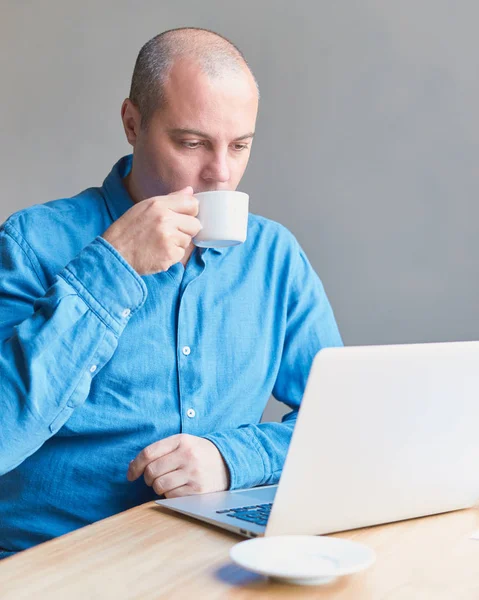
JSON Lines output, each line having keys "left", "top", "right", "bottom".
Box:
{"left": 1, "top": 1, "right": 478, "bottom": 422}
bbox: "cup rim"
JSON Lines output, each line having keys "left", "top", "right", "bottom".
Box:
{"left": 193, "top": 190, "right": 249, "bottom": 200}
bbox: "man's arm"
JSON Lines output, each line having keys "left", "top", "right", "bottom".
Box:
{"left": 0, "top": 188, "right": 201, "bottom": 476}
{"left": 202, "top": 242, "right": 343, "bottom": 490}
{"left": 0, "top": 222, "right": 147, "bottom": 476}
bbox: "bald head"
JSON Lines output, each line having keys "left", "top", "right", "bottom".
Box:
{"left": 129, "top": 28, "right": 259, "bottom": 127}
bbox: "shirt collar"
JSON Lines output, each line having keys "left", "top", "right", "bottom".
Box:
{"left": 102, "top": 155, "right": 227, "bottom": 255}
{"left": 101, "top": 155, "right": 135, "bottom": 222}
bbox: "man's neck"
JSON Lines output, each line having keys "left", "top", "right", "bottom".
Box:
{"left": 122, "top": 172, "right": 141, "bottom": 204}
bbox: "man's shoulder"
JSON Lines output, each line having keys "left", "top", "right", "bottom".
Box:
{"left": 4, "top": 187, "right": 108, "bottom": 238}
{"left": 2, "top": 188, "right": 111, "bottom": 276}
{"left": 247, "top": 212, "right": 300, "bottom": 252}
{"left": 248, "top": 212, "right": 296, "bottom": 242}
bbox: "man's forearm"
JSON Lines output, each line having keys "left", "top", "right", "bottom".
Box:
{"left": 202, "top": 409, "right": 298, "bottom": 490}
{"left": 0, "top": 232, "right": 147, "bottom": 475}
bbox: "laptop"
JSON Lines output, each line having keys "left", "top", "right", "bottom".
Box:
{"left": 156, "top": 341, "right": 479, "bottom": 538}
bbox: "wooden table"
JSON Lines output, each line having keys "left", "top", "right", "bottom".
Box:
{"left": 1, "top": 502, "right": 479, "bottom": 599}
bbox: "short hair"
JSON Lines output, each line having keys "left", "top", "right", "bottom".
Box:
{"left": 129, "top": 27, "right": 259, "bottom": 127}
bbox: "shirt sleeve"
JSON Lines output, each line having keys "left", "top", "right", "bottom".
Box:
{"left": 0, "top": 222, "right": 147, "bottom": 476}
{"left": 203, "top": 240, "right": 343, "bottom": 490}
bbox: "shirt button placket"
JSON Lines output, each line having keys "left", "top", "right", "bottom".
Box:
{"left": 180, "top": 345, "right": 195, "bottom": 425}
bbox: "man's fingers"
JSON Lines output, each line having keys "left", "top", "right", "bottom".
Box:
{"left": 152, "top": 470, "right": 189, "bottom": 496}
{"left": 143, "top": 451, "right": 183, "bottom": 487}
{"left": 175, "top": 213, "right": 202, "bottom": 237}
{"left": 168, "top": 186, "right": 194, "bottom": 196}
{"left": 168, "top": 195, "right": 199, "bottom": 216}
{"left": 164, "top": 484, "right": 196, "bottom": 499}
{"left": 127, "top": 434, "right": 182, "bottom": 481}
{"left": 175, "top": 230, "right": 192, "bottom": 250}
{"left": 168, "top": 187, "right": 199, "bottom": 216}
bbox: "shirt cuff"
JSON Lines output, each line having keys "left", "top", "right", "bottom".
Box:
{"left": 58, "top": 236, "right": 147, "bottom": 336}
{"left": 203, "top": 426, "right": 270, "bottom": 490}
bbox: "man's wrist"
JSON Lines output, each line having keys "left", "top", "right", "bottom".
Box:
{"left": 59, "top": 237, "right": 147, "bottom": 335}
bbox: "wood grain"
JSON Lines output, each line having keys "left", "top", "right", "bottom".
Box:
{"left": 1, "top": 502, "right": 479, "bottom": 599}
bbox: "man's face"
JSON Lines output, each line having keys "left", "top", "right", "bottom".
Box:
{"left": 124, "top": 59, "right": 259, "bottom": 197}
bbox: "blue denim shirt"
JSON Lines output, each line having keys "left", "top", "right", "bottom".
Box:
{"left": 0, "top": 155, "right": 342, "bottom": 556}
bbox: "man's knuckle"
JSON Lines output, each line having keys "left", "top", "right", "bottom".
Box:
{"left": 179, "top": 433, "right": 191, "bottom": 446}
{"left": 153, "top": 479, "right": 164, "bottom": 495}
{"left": 189, "top": 466, "right": 200, "bottom": 480}
{"left": 155, "top": 475, "right": 172, "bottom": 495}
{"left": 157, "top": 224, "right": 170, "bottom": 240}
{"left": 190, "top": 479, "right": 202, "bottom": 493}
{"left": 144, "top": 464, "right": 155, "bottom": 481}
{"left": 144, "top": 197, "right": 157, "bottom": 210}
{"left": 183, "top": 445, "right": 196, "bottom": 462}
{"left": 155, "top": 208, "right": 169, "bottom": 224}
{"left": 142, "top": 447, "right": 155, "bottom": 462}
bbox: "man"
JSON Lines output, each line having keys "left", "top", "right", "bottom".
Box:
{"left": 0, "top": 28, "right": 342, "bottom": 558}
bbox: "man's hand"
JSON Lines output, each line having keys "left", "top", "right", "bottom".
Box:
{"left": 102, "top": 187, "right": 202, "bottom": 275}
{"left": 127, "top": 434, "right": 230, "bottom": 498}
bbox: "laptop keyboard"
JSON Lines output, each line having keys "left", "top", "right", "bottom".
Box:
{"left": 215, "top": 503, "right": 272, "bottom": 527}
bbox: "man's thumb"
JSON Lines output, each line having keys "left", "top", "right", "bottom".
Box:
{"left": 169, "top": 186, "right": 194, "bottom": 196}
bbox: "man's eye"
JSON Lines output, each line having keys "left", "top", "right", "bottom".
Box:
{"left": 232, "top": 144, "right": 248, "bottom": 152}
{"left": 181, "top": 141, "right": 204, "bottom": 149}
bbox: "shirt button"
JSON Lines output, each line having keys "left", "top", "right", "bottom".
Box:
{"left": 186, "top": 408, "right": 196, "bottom": 418}
{"left": 122, "top": 308, "right": 131, "bottom": 318}
{"left": 182, "top": 346, "right": 191, "bottom": 356}
{"left": 89, "top": 365, "right": 97, "bottom": 373}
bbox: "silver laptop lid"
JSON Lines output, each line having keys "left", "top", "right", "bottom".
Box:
{"left": 266, "top": 341, "right": 479, "bottom": 536}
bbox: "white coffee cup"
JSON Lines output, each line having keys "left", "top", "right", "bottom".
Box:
{"left": 192, "top": 190, "right": 249, "bottom": 248}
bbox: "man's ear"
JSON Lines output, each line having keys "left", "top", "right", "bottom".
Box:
{"left": 121, "top": 99, "right": 141, "bottom": 147}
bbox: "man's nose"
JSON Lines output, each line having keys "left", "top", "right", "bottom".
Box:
{"left": 202, "top": 152, "right": 230, "bottom": 184}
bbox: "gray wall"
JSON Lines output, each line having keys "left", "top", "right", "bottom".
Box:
{"left": 2, "top": 1, "right": 478, "bottom": 423}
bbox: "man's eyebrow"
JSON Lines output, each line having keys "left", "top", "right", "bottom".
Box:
{"left": 167, "top": 128, "right": 255, "bottom": 141}
{"left": 234, "top": 132, "right": 255, "bottom": 141}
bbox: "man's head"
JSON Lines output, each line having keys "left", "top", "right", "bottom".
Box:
{"left": 121, "top": 28, "right": 259, "bottom": 199}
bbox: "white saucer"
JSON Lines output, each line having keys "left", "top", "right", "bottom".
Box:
{"left": 229, "top": 535, "right": 375, "bottom": 586}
